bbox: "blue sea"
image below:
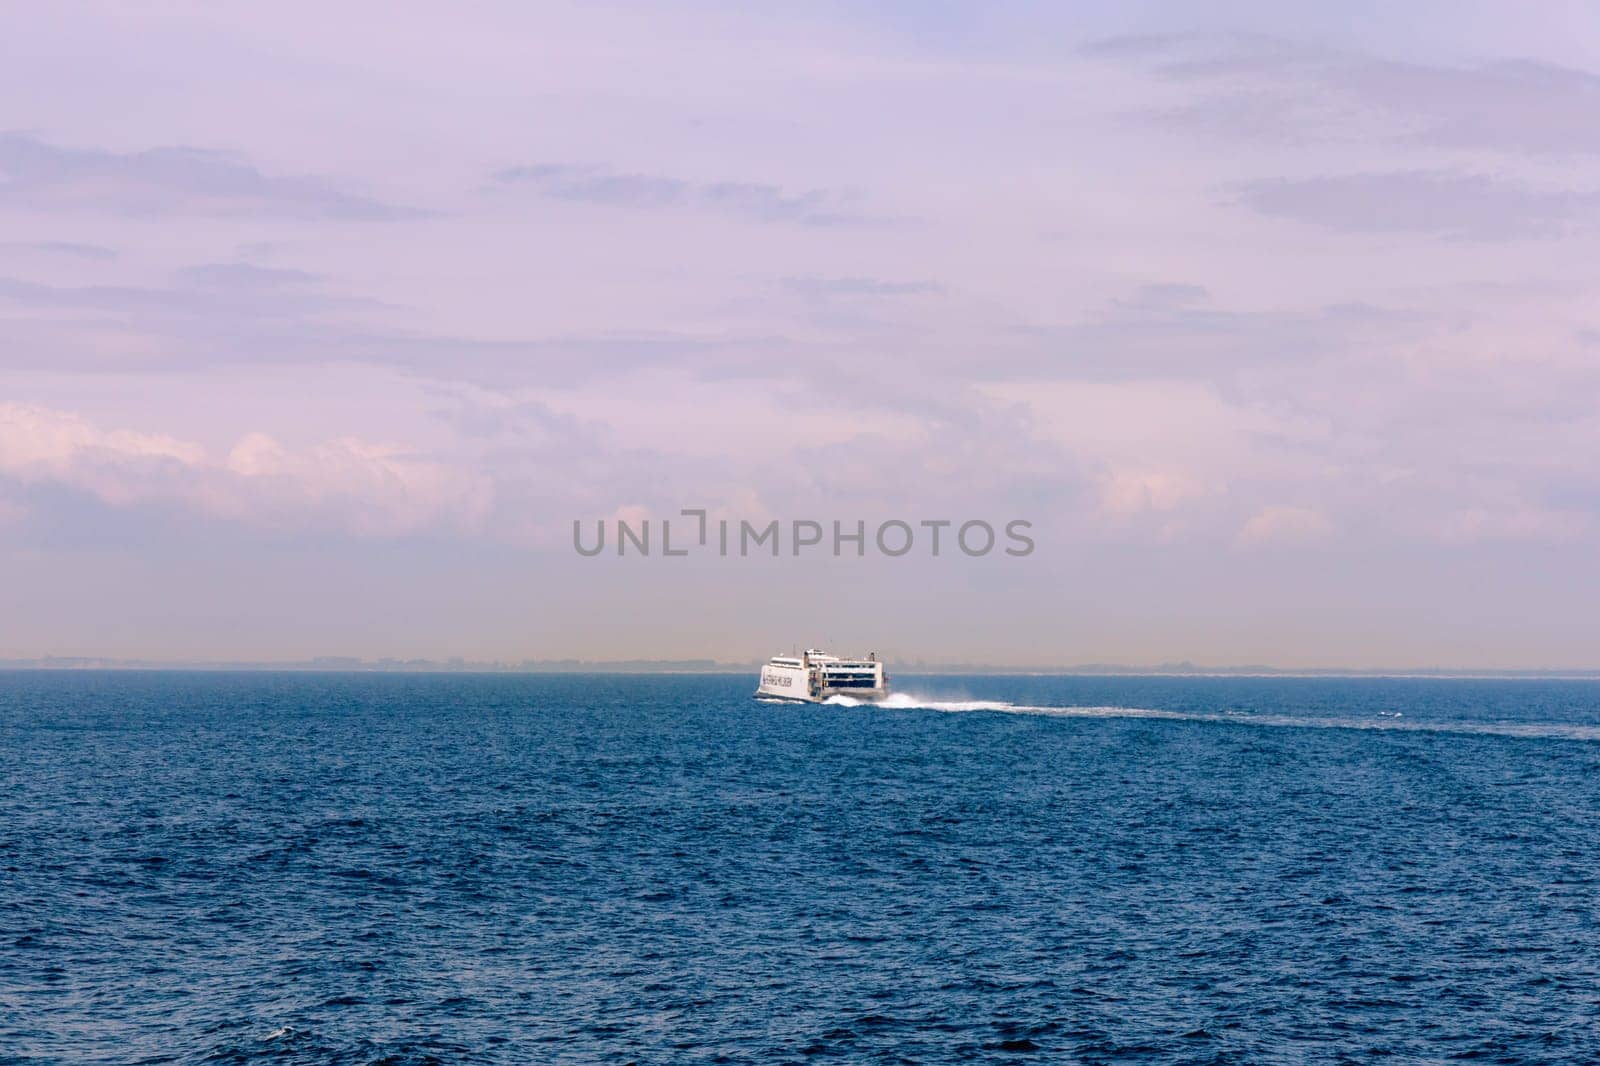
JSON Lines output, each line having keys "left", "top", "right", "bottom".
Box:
{"left": 4, "top": 671, "right": 1600, "bottom": 1064}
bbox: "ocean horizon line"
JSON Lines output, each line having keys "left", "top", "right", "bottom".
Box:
{"left": 6, "top": 656, "right": 1600, "bottom": 680}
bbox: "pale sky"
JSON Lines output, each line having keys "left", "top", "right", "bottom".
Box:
{"left": 4, "top": 2, "right": 1600, "bottom": 668}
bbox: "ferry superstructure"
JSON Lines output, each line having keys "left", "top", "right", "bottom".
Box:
{"left": 755, "top": 649, "right": 890, "bottom": 702}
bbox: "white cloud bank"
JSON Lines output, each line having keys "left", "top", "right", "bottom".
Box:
{"left": 0, "top": 403, "right": 491, "bottom": 537}
{"left": 1237, "top": 505, "right": 1332, "bottom": 547}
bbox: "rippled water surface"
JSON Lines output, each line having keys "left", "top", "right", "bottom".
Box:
{"left": 5, "top": 671, "right": 1600, "bottom": 1063}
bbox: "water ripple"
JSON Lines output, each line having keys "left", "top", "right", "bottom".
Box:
{"left": 4, "top": 671, "right": 1600, "bottom": 1063}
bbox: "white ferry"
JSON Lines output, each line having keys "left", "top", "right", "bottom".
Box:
{"left": 755, "top": 649, "right": 890, "bottom": 703}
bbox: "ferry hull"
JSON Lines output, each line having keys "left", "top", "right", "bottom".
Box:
{"left": 753, "top": 689, "right": 892, "bottom": 704}
{"left": 755, "top": 651, "right": 890, "bottom": 703}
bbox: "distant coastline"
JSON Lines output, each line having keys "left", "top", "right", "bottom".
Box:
{"left": 3, "top": 656, "right": 1600, "bottom": 679}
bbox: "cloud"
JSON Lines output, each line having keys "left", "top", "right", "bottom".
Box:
{"left": 0, "top": 275, "right": 191, "bottom": 313}
{"left": 0, "top": 240, "right": 117, "bottom": 260}
{"left": 1440, "top": 503, "right": 1589, "bottom": 544}
{"left": 0, "top": 268, "right": 355, "bottom": 321}
{"left": 1085, "top": 33, "right": 1600, "bottom": 156}
{"left": 999, "top": 284, "right": 1429, "bottom": 380}
{"left": 0, "top": 260, "right": 795, "bottom": 383}
{"left": 975, "top": 378, "right": 1325, "bottom": 536}
{"left": 1232, "top": 171, "right": 1600, "bottom": 240}
{"left": 216, "top": 432, "right": 492, "bottom": 537}
{"left": 1119, "top": 283, "right": 1210, "bottom": 311}
{"left": 0, "top": 261, "right": 390, "bottom": 375}
{"left": 0, "top": 403, "right": 490, "bottom": 538}
{"left": 0, "top": 296, "right": 751, "bottom": 391}
{"left": 0, "top": 133, "right": 426, "bottom": 220}
{"left": 496, "top": 164, "right": 688, "bottom": 207}
{"left": 4, "top": 412, "right": 175, "bottom": 468}
{"left": 492, "top": 163, "right": 884, "bottom": 226}
{"left": 175, "top": 262, "right": 320, "bottom": 289}
{"left": 781, "top": 276, "right": 942, "bottom": 297}
{"left": 1236, "top": 505, "right": 1332, "bottom": 546}
{"left": 1099, "top": 470, "right": 1209, "bottom": 517}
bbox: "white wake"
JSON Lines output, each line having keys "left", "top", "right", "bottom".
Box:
{"left": 816, "top": 692, "right": 1600, "bottom": 741}
{"left": 823, "top": 692, "right": 1186, "bottom": 718}
{"left": 825, "top": 692, "right": 1019, "bottom": 712}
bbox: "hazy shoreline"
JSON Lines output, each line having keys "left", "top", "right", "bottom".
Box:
{"left": 5, "top": 657, "right": 1600, "bottom": 680}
